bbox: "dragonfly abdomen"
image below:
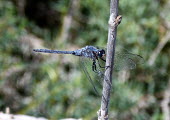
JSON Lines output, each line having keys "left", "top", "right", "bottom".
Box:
{"left": 33, "top": 49, "right": 75, "bottom": 54}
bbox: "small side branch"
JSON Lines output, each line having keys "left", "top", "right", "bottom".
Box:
{"left": 109, "top": 14, "right": 122, "bottom": 29}
{"left": 98, "top": 0, "right": 121, "bottom": 120}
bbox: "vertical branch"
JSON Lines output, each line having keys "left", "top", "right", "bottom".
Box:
{"left": 98, "top": 0, "right": 121, "bottom": 120}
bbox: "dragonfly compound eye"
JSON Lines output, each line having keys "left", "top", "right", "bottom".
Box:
{"left": 98, "top": 49, "right": 105, "bottom": 58}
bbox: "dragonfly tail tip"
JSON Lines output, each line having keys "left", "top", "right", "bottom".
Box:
{"left": 33, "top": 49, "right": 38, "bottom": 52}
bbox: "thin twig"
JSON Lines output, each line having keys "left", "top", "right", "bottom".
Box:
{"left": 98, "top": 0, "right": 121, "bottom": 120}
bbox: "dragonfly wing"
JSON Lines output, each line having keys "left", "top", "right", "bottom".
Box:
{"left": 96, "top": 46, "right": 144, "bottom": 70}
{"left": 114, "top": 51, "right": 144, "bottom": 70}
{"left": 79, "top": 57, "right": 102, "bottom": 95}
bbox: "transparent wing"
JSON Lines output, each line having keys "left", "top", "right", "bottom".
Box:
{"left": 79, "top": 57, "right": 105, "bottom": 96}
{"left": 79, "top": 47, "right": 144, "bottom": 95}
{"left": 114, "top": 51, "right": 144, "bottom": 70}
{"left": 98, "top": 46, "right": 144, "bottom": 70}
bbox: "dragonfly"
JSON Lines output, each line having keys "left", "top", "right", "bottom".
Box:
{"left": 33, "top": 46, "right": 144, "bottom": 94}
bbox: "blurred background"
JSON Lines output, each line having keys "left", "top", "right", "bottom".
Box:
{"left": 0, "top": 0, "right": 170, "bottom": 119}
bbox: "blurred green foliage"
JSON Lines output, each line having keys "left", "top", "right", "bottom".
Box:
{"left": 0, "top": 0, "right": 169, "bottom": 120}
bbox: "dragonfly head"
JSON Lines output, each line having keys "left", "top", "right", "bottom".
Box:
{"left": 98, "top": 49, "right": 106, "bottom": 58}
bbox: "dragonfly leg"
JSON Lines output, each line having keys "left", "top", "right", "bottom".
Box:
{"left": 105, "top": 65, "right": 110, "bottom": 70}
{"left": 92, "top": 61, "right": 98, "bottom": 73}
{"left": 97, "top": 59, "right": 110, "bottom": 70}
{"left": 97, "top": 61, "right": 105, "bottom": 68}
{"left": 93, "top": 60, "right": 112, "bottom": 87}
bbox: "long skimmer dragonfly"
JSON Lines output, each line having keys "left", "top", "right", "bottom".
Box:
{"left": 33, "top": 46, "right": 144, "bottom": 94}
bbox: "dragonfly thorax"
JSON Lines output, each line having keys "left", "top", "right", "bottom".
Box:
{"left": 77, "top": 46, "right": 105, "bottom": 60}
